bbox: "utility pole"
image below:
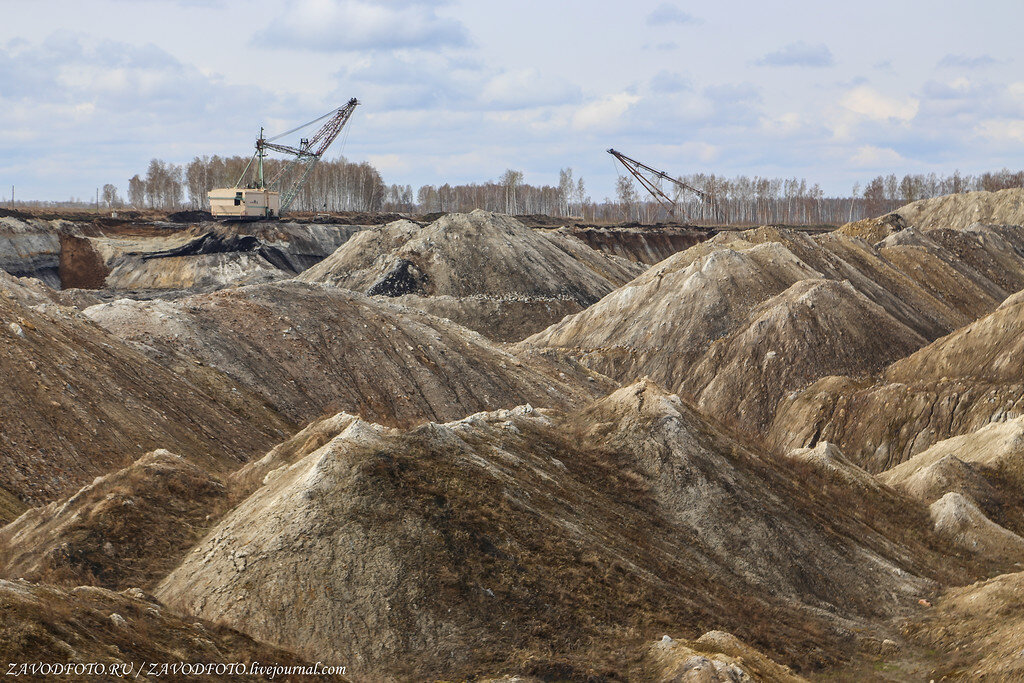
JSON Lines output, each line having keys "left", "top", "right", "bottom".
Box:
{"left": 10, "top": 185, "right": 13, "bottom": 207}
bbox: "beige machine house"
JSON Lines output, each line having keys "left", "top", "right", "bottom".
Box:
{"left": 208, "top": 188, "right": 280, "bottom": 219}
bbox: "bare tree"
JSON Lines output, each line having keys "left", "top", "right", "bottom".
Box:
{"left": 500, "top": 169, "right": 524, "bottom": 214}
{"left": 127, "top": 175, "right": 145, "bottom": 208}
{"left": 101, "top": 184, "right": 120, "bottom": 208}
{"left": 557, "top": 168, "right": 574, "bottom": 217}
{"left": 615, "top": 176, "right": 638, "bottom": 221}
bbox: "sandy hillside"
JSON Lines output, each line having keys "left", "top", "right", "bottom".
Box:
{"left": 156, "top": 381, "right": 965, "bottom": 680}
{"left": 0, "top": 270, "right": 291, "bottom": 511}
{"left": 299, "top": 210, "right": 643, "bottom": 340}
{"left": 86, "top": 280, "right": 614, "bottom": 428}
{"left": 527, "top": 222, "right": 1024, "bottom": 435}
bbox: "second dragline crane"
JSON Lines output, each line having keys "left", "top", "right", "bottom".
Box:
{"left": 607, "top": 148, "right": 718, "bottom": 222}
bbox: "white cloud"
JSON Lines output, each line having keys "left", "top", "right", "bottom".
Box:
{"left": 938, "top": 54, "right": 997, "bottom": 69}
{"left": 757, "top": 42, "right": 834, "bottom": 68}
{"left": 0, "top": 34, "right": 283, "bottom": 199}
{"left": 571, "top": 93, "right": 640, "bottom": 131}
{"left": 646, "top": 4, "right": 699, "bottom": 26}
{"left": 649, "top": 70, "right": 691, "bottom": 94}
{"left": 257, "top": 0, "right": 469, "bottom": 52}
{"left": 976, "top": 119, "right": 1024, "bottom": 144}
{"left": 760, "top": 112, "right": 803, "bottom": 136}
{"left": 850, "top": 145, "right": 905, "bottom": 167}
{"left": 479, "top": 69, "right": 581, "bottom": 109}
{"left": 840, "top": 87, "right": 919, "bottom": 121}
{"left": 366, "top": 153, "right": 412, "bottom": 175}
{"left": 670, "top": 142, "right": 720, "bottom": 164}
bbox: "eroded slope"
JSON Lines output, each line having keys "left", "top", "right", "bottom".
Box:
{"left": 529, "top": 223, "right": 1024, "bottom": 436}
{"left": 299, "top": 210, "right": 643, "bottom": 340}
{"left": 771, "top": 291, "right": 1024, "bottom": 471}
{"left": 86, "top": 280, "right": 613, "bottom": 428}
{"left": 156, "top": 381, "right": 962, "bottom": 680}
{"left": 0, "top": 272, "right": 291, "bottom": 509}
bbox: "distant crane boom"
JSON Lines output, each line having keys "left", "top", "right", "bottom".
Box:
{"left": 262, "top": 98, "right": 359, "bottom": 213}
{"left": 607, "top": 148, "right": 717, "bottom": 221}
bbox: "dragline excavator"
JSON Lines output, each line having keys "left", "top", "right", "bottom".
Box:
{"left": 209, "top": 98, "right": 359, "bottom": 219}
{"left": 607, "top": 148, "right": 719, "bottom": 222}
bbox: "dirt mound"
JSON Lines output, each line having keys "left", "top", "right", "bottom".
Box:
{"left": 884, "top": 454, "right": 999, "bottom": 507}
{"left": 0, "top": 270, "right": 291, "bottom": 510}
{"left": 0, "top": 271, "right": 99, "bottom": 309}
{"left": 929, "top": 492, "right": 1024, "bottom": 565}
{"left": 837, "top": 212, "right": 909, "bottom": 243}
{"left": 528, "top": 239, "right": 820, "bottom": 384}
{"left": 166, "top": 209, "right": 213, "bottom": 223}
{"left": 299, "top": 210, "right": 643, "bottom": 340}
{"left": 0, "top": 450, "right": 229, "bottom": 590}
{"left": 895, "top": 188, "right": 1024, "bottom": 230}
{"left": 911, "top": 570, "right": 1024, "bottom": 679}
{"left": 526, "top": 222, "right": 1023, "bottom": 435}
{"left": 770, "top": 294, "right": 1024, "bottom": 472}
{"left": 645, "top": 631, "right": 805, "bottom": 682}
{"left": 156, "top": 381, "right": 964, "bottom": 679}
{"left": 881, "top": 417, "right": 1024, "bottom": 486}
{"left": 682, "top": 278, "right": 925, "bottom": 431}
{"left": 872, "top": 419, "right": 1024, "bottom": 541}
{"left": 85, "top": 280, "right": 613, "bottom": 428}
{"left": 785, "top": 442, "right": 885, "bottom": 492}
{"left": 0, "top": 580, "right": 330, "bottom": 680}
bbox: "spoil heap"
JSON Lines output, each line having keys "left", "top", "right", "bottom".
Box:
{"left": 86, "top": 280, "right": 613, "bottom": 428}
{"left": 771, "top": 292, "right": 1024, "bottom": 471}
{"left": 911, "top": 570, "right": 1024, "bottom": 680}
{"left": 299, "top": 210, "right": 643, "bottom": 340}
{"left": 895, "top": 188, "right": 1024, "bottom": 230}
{"left": 0, "top": 580, "right": 330, "bottom": 680}
{"left": 0, "top": 450, "right": 229, "bottom": 590}
{"left": 528, "top": 223, "right": 1024, "bottom": 435}
{"left": 156, "top": 381, "right": 961, "bottom": 680}
{"left": 0, "top": 271, "right": 291, "bottom": 511}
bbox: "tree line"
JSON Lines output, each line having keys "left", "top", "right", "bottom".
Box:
{"left": 99, "top": 156, "right": 1024, "bottom": 225}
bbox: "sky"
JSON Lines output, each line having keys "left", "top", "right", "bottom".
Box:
{"left": 0, "top": 0, "right": 1022, "bottom": 202}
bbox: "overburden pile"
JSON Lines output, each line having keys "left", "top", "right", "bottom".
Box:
{"left": 3, "top": 192, "right": 1024, "bottom": 678}
{"left": 300, "top": 209, "right": 643, "bottom": 340}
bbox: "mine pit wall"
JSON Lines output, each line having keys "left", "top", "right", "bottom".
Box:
{"left": 58, "top": 233, "right": 110, "bottom": 289}
{"left": 567, "top": 226, "right": 712, "bottom": 265}
{"left": 0, "top": 219, "right": 62, "bottom": 288}
{"left": 258, "top": 223, "right": 367, "bottom": 273}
